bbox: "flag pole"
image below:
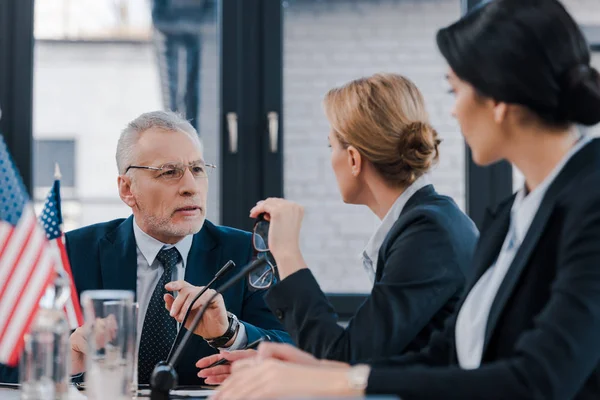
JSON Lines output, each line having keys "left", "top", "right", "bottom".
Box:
{"left": 53, "top": 163, "right": 63, "bottom": 228}
{"left": 54, "top": 162, "right": 62, "bottom": 180}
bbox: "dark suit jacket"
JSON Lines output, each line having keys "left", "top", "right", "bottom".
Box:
{"left": 367, "top": 138, "right": 600, "bottom": 400}
{"left": 0, "top": 217, "right": 291, "bottom": 385}
{"left": 264, "top": 185, "right": 478, "bottom": 363}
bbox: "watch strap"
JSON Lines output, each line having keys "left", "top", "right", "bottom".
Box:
{"left": 205, "top": 312, "right": 239, "bottom": 348}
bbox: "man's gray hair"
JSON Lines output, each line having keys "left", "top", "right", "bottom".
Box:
{"left": 116, "top": 110, "right": 203, "bottom": 174}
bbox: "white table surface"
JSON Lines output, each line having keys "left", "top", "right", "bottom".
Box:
{"left": 0, "top": 386, "right": 399, "bottom": 399}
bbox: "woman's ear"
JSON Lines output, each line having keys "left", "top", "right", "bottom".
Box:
{"left": 493, "top": 101, "right": 508, "bottom": 124}
{"left": 347, "top": 146, "right": 362, "bottom": 177}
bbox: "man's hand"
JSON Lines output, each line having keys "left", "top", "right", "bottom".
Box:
{"left": 164, "top": 280, "right": 231, "bottom": 341}
{"left": 70, "top": 325, "right": 88, "bottom": 375}
{"left": 196, "top": 349, "right": 257, "bottom": 384}
{"left": 195, "top": 342, "right": 328, "bottom": 384}
{"left": 69, "top": 315, "right": 119, "bottom": 375}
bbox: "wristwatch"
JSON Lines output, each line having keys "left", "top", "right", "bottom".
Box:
{"left": 205, "top": 312, "right": 239, "bottom": 348}
{"left": 347, "top": 364, "right": 371, "bottom": 391}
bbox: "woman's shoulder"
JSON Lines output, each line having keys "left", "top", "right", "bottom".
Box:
{"left": 556, "top": 168, "right": 600, "bottom": 220}
{"left": 402, "top": 188, "right": 475, "bottom": 231}
{"left": 383, "top": 188, "right": 478, "bottom": 250}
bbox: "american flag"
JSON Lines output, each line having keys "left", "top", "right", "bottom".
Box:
{"left": 0, "top": 135, "right": 56, "bottom": 366}
{"left": 39, "top": 166, "right": 83, "bottom": 330}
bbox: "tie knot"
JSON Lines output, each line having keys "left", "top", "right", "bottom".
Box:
{"left": 156, "top": 247, "right": 181, "bottom": 272}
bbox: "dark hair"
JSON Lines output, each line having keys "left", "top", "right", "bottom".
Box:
{"left": 437, "top": 0, "right": 600, "bottom": 126}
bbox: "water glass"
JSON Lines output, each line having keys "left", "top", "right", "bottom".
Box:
{"left": 20, "top": 308, "right": 70, "bottom": 400}
{"left": 131, "top": 302, "right": 139, "bottom": 399}
{"left": 80, "top": 290, "right": 135, "bottom": 400}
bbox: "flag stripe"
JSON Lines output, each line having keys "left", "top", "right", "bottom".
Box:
{"left": 1, "top": 256, "right": 55, "bottom": 365}
{"left": 3, "top": 254, "right": 54, "bottom": 360}
{"left": 0, "top": 248, "right": 52, "bottom": 358}
{"left": 64, "top": 302, "right": 77, "bottom": 328}
{"left": 0, "top": 212, "right": 37, "bottom": 302}
{"left": 0, "top": 230, "right": 46, "bottom": 344}
{"left": 0, "top": 210, "right": 35, "bottom": 288}
{"left": 4, "top": 260, "right": 55, "bottom": 366}
{"left": 56, "top": 237, "right": 83, "bottom": 326}
{"left": 0, "top": 136, "right": 56, "bottom": 366}
{"left": 0, "top": 223, "right": 13, "bottom": 261}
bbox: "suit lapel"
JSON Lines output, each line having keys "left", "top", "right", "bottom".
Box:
{"left": 184, "top": 222, "right": 222, "bottom": 287}
{"left": 99, "top": 216, "right": 138, "bottom": 297}
{"left": 481, "top": 138, "right": 600, "bottom": 354}
{"left": 374, "top": 185, "right": 436, "bottom": 281}
{"left": 481, "top": 195, "right": 555, "bottom": 352}
{"left": 469, "top": 199, "right": 513, "bottom": 288}
{"left": 97, "top": 218, "right": 223, "bottom": 300}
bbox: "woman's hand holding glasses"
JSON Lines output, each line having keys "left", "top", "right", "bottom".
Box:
{"left": 249, "top": 198, "right": 308, "bottom": 280}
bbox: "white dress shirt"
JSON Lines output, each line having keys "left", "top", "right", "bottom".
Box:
{"left": 133, "top": 219, "right": 247, "bottom": 351}
{"left": 455, "top": 135, "right": 591, "bottom": 369}
{"left": 361, "top": 174, "right": 431, "bottom": 282}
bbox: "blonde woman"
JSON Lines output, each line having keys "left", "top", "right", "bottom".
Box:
{"left": 196, "top": 73, "right": 478, "bottom": 383}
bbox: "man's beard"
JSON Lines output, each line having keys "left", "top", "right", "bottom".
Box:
{"left": 137, "top": 202, "right": 205, "bottom": 239}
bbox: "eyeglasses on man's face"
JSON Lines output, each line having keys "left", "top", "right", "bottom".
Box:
{"left": 125, "top": 161, "right": 216, "bottom": 181}
{"left": 248, "top": 214, "right": 278, "bottom": 289}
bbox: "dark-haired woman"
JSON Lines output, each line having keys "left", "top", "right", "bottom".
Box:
{"left": 215, "top": 0, "right": 600, "bottom": 399}
{"left": 195, "top": 73, "right": 478, "bottom": 383}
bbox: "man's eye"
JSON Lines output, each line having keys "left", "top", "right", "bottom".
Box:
{"left": 192, "top": 166, "right": 205, "bottom": 174}
{"left": 161, "top": 169, "right": 178, "bottom": 176}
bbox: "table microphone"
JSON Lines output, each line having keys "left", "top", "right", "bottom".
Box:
{"left": 150, "top": 256, "right": 271, "bottom": 400}
{"left": 165, "top": 260, "right": 236, "bottom": 363}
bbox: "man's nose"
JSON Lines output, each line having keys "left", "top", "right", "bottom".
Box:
{"left": 178, "top": 168, "right": 200, "bottom": 196}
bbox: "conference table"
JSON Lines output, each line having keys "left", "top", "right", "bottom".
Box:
{"left": 0, "top": 385, "right": 399, "bottom": 399}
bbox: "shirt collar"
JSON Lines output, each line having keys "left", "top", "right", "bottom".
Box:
{"left": 362, "top": 174, "right": 431, "bottom": 264}
{"left": 132, "top": 217, "right": 193, "bottom": 268}
{"left": 511, "top": 134, "right": 592, "bottom": 244}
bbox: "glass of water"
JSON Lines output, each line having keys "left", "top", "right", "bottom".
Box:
{"left": 19, "top": 308, "right": 70, "bottom": 400}
{"left": 131, "top": 302, "right": 139, "bottom": 399}
{"left": 20, "top": 271, "right": 72, "bottom": 400}
{"left": 80, "top": 290, "right": 135, "bottom": 400}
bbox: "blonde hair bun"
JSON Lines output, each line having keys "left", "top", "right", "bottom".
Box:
{"left": 324, "top": 73, "right": 440, "bottom": 187}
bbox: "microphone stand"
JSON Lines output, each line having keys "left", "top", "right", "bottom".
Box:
{"left": 149, "top": 257, "right": 270, "bottom": 400}
{"left": 165, "top": 260, "right": 236, "bottom": 362}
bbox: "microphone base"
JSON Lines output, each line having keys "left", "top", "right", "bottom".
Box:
{"left": 150, "top": 361, "right": 178, "bottom": 400}
{"left": 150, "top": 390, "right": 171, "bottom": 400}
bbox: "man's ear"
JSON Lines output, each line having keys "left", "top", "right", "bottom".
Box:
{"left": 347, "top": 145, "right": 362, "bottom": 177}
{"left": 118, "top": 175, "right": 136, "bottom": 208}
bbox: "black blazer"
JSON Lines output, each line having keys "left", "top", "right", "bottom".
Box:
{"left": 367, "top": 138, "right": 600, "bottom": 400}
{"left": 264, "top": 185, "right": 479, "bottom": 362}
